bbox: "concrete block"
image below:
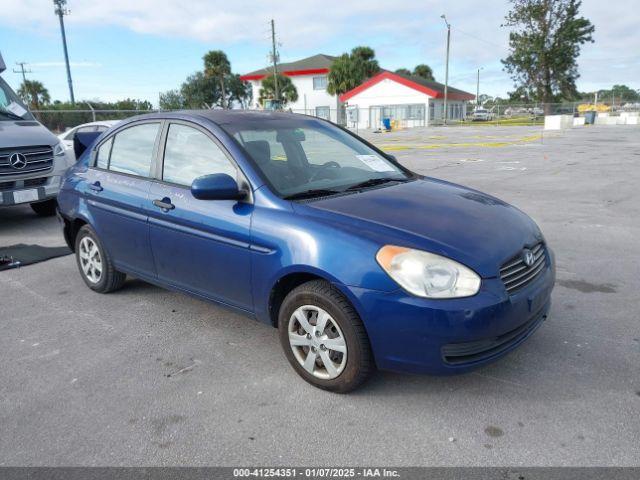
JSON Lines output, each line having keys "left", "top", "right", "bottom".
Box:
{"left": 573, "top": 117, "right": 586, "bottom": 127}
{"left": 545, "top": 115, "right": 573, "bottom": 130}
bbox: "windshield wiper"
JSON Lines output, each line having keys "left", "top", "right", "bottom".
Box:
{"left": 345, "top": 177, "right": 408, "bottom": 191}
{"left": 283, "top": 189, "right": 342, "bottom": 200}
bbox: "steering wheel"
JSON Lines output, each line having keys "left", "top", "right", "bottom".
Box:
{"left": 308, "top": 161, "right": 341, "bottom": 182}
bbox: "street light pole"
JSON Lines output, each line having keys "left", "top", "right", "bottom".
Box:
{"left": 441, "top": 15, "right": 451, "bottom": 125}
{"left": 53, "top": 0, "right": 75, "bottom": 104}
{"left": 476, "top": 67, "right": 483, "bottom": 108}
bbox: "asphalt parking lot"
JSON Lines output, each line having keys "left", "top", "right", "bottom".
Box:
{"left": 1, "top": 125, "right": 639, "bottom": 466}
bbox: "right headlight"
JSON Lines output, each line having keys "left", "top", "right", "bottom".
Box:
{"left": 376, "top": 245, "right": 481, "bottom": 299}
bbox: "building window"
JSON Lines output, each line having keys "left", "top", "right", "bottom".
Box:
{"left": 315, "top": 106, "right": 330, "bottom": 120}
{"left": 313, "top": 76, "right": 328, "bottom": 90}
{"left": 371, "top": 104, "right": 425, "bottom": 121}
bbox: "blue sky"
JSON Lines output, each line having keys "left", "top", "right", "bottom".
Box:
{"left": 1, "top": 0, "right": 638, "bottom": 106}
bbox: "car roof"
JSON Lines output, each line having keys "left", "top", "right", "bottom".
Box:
{"left": 118, "top": 109, "right": 314, "bottom": 127}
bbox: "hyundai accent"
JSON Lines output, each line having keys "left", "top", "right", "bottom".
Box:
{"left": 57, "top": 111, "right": 555, "bottom": 392}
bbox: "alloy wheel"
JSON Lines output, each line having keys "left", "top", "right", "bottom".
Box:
{"left": 288, "top": 305, "right": 347, "bottom": 380}
{"left": 78, "top": 236, "right": 103, "bottom": 284}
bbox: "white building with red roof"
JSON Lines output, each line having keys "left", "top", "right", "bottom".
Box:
{"left": 241, "top": 56, "right": 475, "bottom": 129}
{"left": 340, "top": 70, "right": 475, "bottom": 129}
{"left": 240, "top": 54, "right": 340, "bottom": 122}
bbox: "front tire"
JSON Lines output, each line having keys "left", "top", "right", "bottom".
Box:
{"left": 278, "top": 280, "right": 374, "bottom": 393}
{"left": 30, "top": 199, "right": 57, "bottom": 217}
{"left": 75, "top": 225, "right": 126, "bottom": 293}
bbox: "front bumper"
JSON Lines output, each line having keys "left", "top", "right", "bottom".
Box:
{"left": 347, "top": 249, "right": 556, "bottom": 375}
{"left": 0, "top": 175, "right": 61, "bottom": 206}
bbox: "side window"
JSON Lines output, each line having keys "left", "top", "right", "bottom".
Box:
{"left": 162, "top": 124, "right": 236, "bottom": 186}
{"left": 109, "top": 123, "right": 159, "bottom": 177}
{"left": 95, "top": 137, "right": 113, "bottom": 169}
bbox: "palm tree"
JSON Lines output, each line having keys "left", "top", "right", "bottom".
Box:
{"left": 259, "top": 74, "right": 298, "bottom": 107}
{"left": 203, "top": 50, "right": 231, "bottom": 108}
{"left": 327, "top": 47, "right": 380, "bottom": 96}
{"left": 18, "top": 80, "right": 50, "bottom": 110}
{"left": 413, "top": 64, "right": 435, "bottom": 81}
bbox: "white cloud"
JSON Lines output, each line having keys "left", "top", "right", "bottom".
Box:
{"left": 1, "top": 0, "right": 638, "bottom": 96}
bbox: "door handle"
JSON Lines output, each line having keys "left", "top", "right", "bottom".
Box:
{"left": 88, "top": 181, "right": 103, "bottom": 192}
{"left": 153, "top": 198, "right": 175, "bottom": 211}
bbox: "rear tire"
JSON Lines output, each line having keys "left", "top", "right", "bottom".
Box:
{"left": 30, "top": 199, "right": 57, "bottom": 217}
{"left": 75, "top": 225, "right": 126, "bottom": 293}
{"left": 278, "top": 280, "right": 374, "bottom": 393}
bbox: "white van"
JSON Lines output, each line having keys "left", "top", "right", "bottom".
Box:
{"left": 0, "top": 52, "right": 73, "bottom": 216}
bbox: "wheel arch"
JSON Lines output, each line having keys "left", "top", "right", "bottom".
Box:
{"left": 265, "top": 266, "right": 366, "bottom": 329}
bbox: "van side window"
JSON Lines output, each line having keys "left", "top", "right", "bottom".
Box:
{"left": 109, "top": 123, "right": 159, "bottom": 177}
{"left": 162, "top": 124, "right": 236, "bottom": 186}
{"left": 95, "top": 137, "right": 113, "bottom": 169}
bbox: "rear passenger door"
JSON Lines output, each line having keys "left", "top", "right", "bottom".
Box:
{"left": 148, "top": 121, "right": 253, "bottom": 311}
{"left": 85, "top": 121, "right": 161, "bottom": 277}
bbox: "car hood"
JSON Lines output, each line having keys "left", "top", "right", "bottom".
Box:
{"left": 302, "top": 178, "right": 543, "bottom": 278}
{"left": 0, "top": 121, "right": 58, "bottom": 148}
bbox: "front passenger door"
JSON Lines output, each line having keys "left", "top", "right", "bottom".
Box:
{"left": 148, "top": 122, "right": 253, "bottom": 311}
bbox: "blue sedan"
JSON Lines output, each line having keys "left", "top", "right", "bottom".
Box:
{"left": 57, "top": 110, "right": 555, "bottom": 392}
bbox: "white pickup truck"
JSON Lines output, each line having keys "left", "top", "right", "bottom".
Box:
{"left": 0, "top": 52, "right": 73, "bottom": 216}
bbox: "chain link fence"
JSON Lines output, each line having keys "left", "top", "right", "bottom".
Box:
{"left": 33, "top": 101, "right": 640, "bottom": 135}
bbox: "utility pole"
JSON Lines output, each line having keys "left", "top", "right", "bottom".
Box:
{"left": 476, "top": 67, "right": 483, "bottom": 108}
{"left": 441, "top": 14, "right": 451, "bottom": 125}
{"left": 13, "top": 62, "right": 32, "bottom": 83}
{"left": 53, "top": 0, "right": 75, "bottom": 104}
{"left": 270, "top": 19, "right": 279, "bottom": 107}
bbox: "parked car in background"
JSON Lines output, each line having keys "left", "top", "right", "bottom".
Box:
{"left": 471, "top": 108, "right": 494, "bottom": 121}
{"left": 0, "top": 52, "right": 73, "bottom": 216}
{"left": 59, "top": 120, "right": 121, "bottom": 151}
{"left": 58, "top": 110, "right": 555, "bottom": 392}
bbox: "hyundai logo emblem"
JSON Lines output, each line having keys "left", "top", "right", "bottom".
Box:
{"left": 9, "top": 152, "right": 28, "bottom": 170}
{"left": 522, "top": 248, "right": 535, "bottom": 267}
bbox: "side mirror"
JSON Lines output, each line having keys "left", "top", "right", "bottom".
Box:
{"left": 191, "top": 173, "right": 246, "bottom": 201}
{"left": 386, "top": 154, "right": 398, "bottom": 162}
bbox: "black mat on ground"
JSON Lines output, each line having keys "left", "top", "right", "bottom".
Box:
{"left": 0, "top": 244, "right": 72, "bottom": 271}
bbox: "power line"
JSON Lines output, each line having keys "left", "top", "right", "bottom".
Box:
{"left": 13, "top": 62, "right": 32, "bottom": 83}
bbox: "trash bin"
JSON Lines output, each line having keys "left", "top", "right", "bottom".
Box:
{"left": 584, "top": 111, "right": 596, "bottom": 125}
{"left": 382, "top": 118, "right": 392, "bottom": 131}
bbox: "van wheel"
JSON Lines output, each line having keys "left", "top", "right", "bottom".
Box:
{"left": 75, "top": 225, "right": 126, "bottom": 293}
{"left": 30, "top": 199, "right": 57, "bottom": 217}
{"left": 278, "top": 280, "right": 374, "bottom": 393}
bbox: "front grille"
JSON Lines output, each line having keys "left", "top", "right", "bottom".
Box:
{"left": 0, "top": 146, "right": 54, "bottom": 176}
{"left": 500, "top": 243, "right": 547, "bottom": 294}
{"left": 24, "top": 177, "right": 48, "bottom": 188}
{"left": 442, "top": 309, "right": 547, "bottom": 365}
{"left": 0, "top": 177, "right": 48, "bottom": 191}
{"left": 0, "top": 180, "right": 16, "bottom": 191}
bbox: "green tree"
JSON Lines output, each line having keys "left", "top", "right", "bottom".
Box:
{"left": 180, "top": 71, "right": 220, "bottom": 108}
{"left": 395, "top": 68, "right": 412, "bottom": 76}
{"left": 413, "top": 64, "right": 435, "bottom": 81}
{"left": 502, "top": 0, "right": 595, "bottom": 105}
{"left": 327, "top": 46, "right": 380, "bottom": 96}
{"left": 203, "top": 50, "right": 232, "bottom": 108}
{"left": 258, "top": 74, "right": 298, "bottom": 107}
{"left": 597, "top": 85, "right": 640, "bottom": 103}
{"left": 18, "top": 80, "right": 50, "bottom": 110}
{"left": 159, "top": 89, "right": 186, "bottom": 110}
{"left": 225, "top": 74, "right": 253, "bottom": 108}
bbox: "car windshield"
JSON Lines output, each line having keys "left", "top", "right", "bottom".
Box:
{"left": 220, "top": 116, "right": 410, "bottom": 198}
{"left": 0, "top": 77, "right": 34, "bottom": 121}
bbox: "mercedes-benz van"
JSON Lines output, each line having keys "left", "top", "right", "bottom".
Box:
{"left": 0, "top": 52, "right": 73, "bottom": 216}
